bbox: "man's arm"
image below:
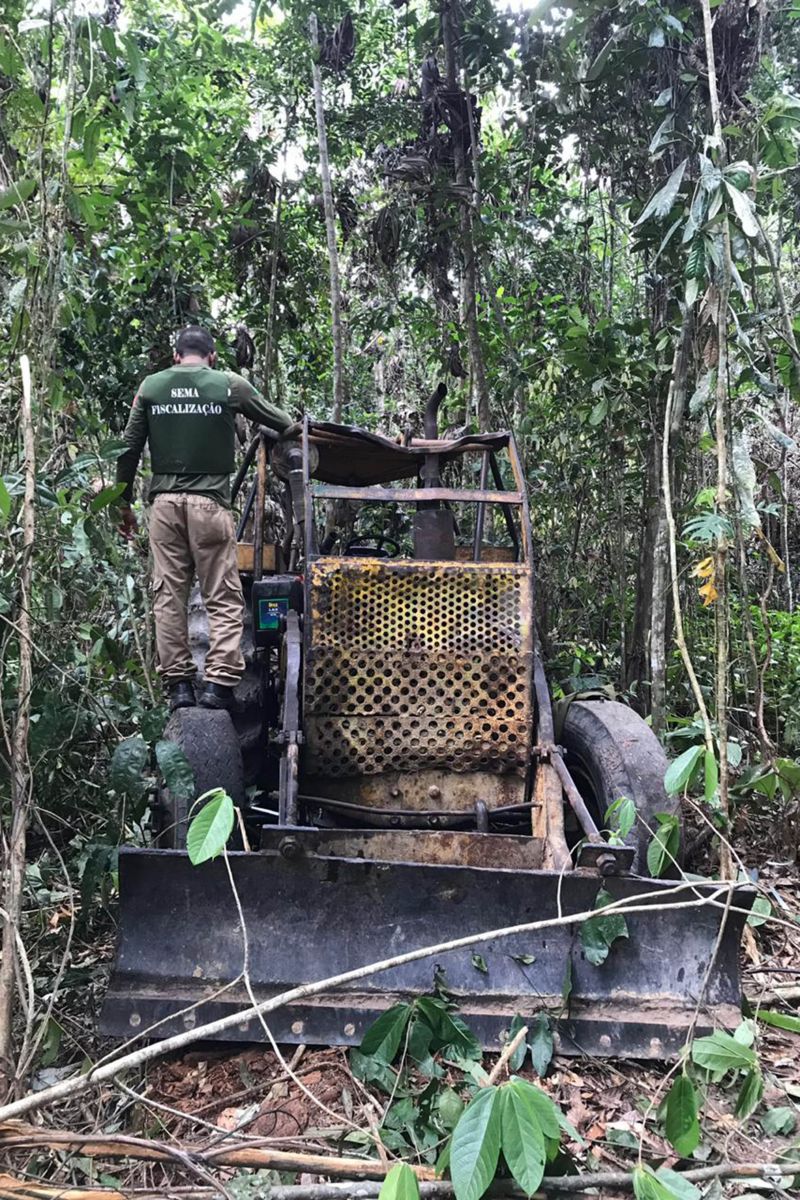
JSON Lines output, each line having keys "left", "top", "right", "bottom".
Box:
{"left": 115, "top": 394, "right": 149, "bottom": 532}
{"left": 227, "top": 373, "right": 293, "bottom": 433}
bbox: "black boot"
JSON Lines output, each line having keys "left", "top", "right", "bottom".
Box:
{"left": 168, "top": 680, "right": 196, "bottom": 711}
{"left": 198, "top": 681, "right": 237, "bottom": 710}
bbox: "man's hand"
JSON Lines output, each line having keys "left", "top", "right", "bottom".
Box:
{"left": 119, "top": 504, "right": 139, "bottom": 539}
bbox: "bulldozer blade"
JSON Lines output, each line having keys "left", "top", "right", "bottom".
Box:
{"left": 101, "top": 841, "right": 754, "bottom": 1059}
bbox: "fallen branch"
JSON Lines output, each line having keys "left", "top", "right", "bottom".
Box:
{"left": 0, "top": 1121, "right": 437, "bottom": 1181}
{"left": 0, "top": 1160, "right": 794, "bottom": 1200}
{"left": 0, "top": 880, "right": 731, "bottom": 1124}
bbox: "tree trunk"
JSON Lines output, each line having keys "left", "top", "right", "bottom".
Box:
{"left": 441, "top": 3, "right": 489, "bottom": 430}
{"left": 0, "top": 356, "right": 36, "bottom": 1099}
{"left": 650, "top": 309, "right": 694, "bottom": 736}
{"left": 309, "top": 14, "right": 345, "bottom": 421}
{"left": 701, "top": 0, "right": 733, "bottom": 880}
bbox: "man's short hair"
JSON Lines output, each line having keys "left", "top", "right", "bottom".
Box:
{"left": 175, "top": 325, "right": 215, "bottom": 359}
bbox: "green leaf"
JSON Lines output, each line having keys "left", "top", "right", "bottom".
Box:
{"left": 664, "top": 744, "right": 704, "bottom": 794}
{"left": 760, "top": 1106, "right": 797, "bottom": 1136}
{"left": 580, "top": 888, "right": 629, "bottom": 966}
{"left": 110, "top": 736, "right": 148, "bottom": 800}
{"left": 99, "top": 24, "right": 117, "bottom": 57}
{"left": 471, "top": 953, "right": 488, "bottom": 974}
{"left": 703, "top": 749, "right": 719, "bottom": 805}
{"left": 589, "top": 398, "right": 607, "bottom": 425}
{"left": 686, "top": 237, "right": 705, "bottom": 281}
{"left": 155, "top": 740, "right": 195, "bottom": 803}
{"left": 89, "top": 482, "right": 127, "bottom": 513}
{"left": 0, "top": 477, "right": 11, "bottom": 521}
{"left": 0, "top": 178, "right": 36, "bottom": 210}
{"left": 665, "top": 1074, "right": 700, "bottom": 1157}
{"left": 507, "top": 1077, "right": 570, "bottom": 1146}
{"left": 635, "top": 160, "right": 688, "bottom": 226}
{"left": 378, "top": 1163, "right": 420, "bottom": 1200}
{"left": 735, "top": 1067, "right": 764, "bottom": 1119}
{"left": 360, "top": 1004, "right": 412, "bottom": 1064}
{"left": 83, "top": 121, "right": 101, "bottom": 167}
{"left": 585, "top": 28, "right": 629, "bottom": 82}
{"left": 747, "top": 896, "right": 772, "bottom": 927}
{"left": 528, "top": 1012, "right": 554, "bottom": 1078}
{"left": 647, "top": 812, "right": 682, "bottom": 879}
{"left": 561, "top": 959, "right": 573, "bottom": 1007}
{"left": 436, "top": 1087, "right": 464, "bottom": 1132}
{"left": 416, "top": 997, "right": 481, "bottom": 1060}
{"left": 691, "top": 1030, "right": 757, "bottom": 1075}
{"left": 654, "top": 1168, "right": 702, "bottom": 1200}
{"left": 725, "top": 182, "right": 759, "bottom": 239}
{"left": 605, "top": 796, "right": 636, "bottom": 840}
{"left": 633, "top": 1165, "right": 686, "bottom": 1200}
{"left": 186, "top": 789, "right": 235, "bottom": 865}
{"left": 756, "top": 1009, "right": 800, "bottom": 1034}
{"left": 349, "top": 1048, "right": 398, "bottom": 1093}
{"left": 507, "top": 1014, "right": 528, "bottom": 1072}
{"left": 511, "top": 953, "right": 536, "bottom": 967}
{"left": 449, "top": 1086, "right": 502, "bottom": 1200}
{"left": 501, "top": 1081, "right": 547, "bottom": 1196}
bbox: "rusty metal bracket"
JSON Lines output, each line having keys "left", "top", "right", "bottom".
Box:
{"left": 577, "top": 842, "right": 635, "bottom": 876}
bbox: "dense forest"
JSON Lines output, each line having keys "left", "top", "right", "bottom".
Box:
{"left": 1, "top": 0, "right": 800, "bottom": 1197}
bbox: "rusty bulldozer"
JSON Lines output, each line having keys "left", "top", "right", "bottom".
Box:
{"left": 101, "top": 393, "right": 753, "bottom": 1058}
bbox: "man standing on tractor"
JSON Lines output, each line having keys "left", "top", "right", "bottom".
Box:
{"left": 116, "top": 325, "right": 293, "bottom": 712}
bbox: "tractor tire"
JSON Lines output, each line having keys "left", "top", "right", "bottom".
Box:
{"left": 154, "top": 707, "right": 244, "bottom": 849}
{"left": 560, "top": 699, "right": 680, "bottom": 876}
{"left": 187, "top": 581, "right": 264, "bottom": 787}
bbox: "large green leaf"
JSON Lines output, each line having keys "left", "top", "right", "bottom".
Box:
{"left": 756, "top": 1008, "right": 800, "bottom": 1034}
{"left": 735, "top": 1066, "right": 763, "bottom": 1119}
{"left": 416, "top": 996, "right": 481, "bottom": 1060}
{"left": 725, "top": 181, "right": 759, "bottom": 238}
{"left": 359, "top": 1003, "right": 412, "bottom": 1064}
{"left": 691, "top": 1030, "right": 757, "bottom": 1075}
{"left": 506, "top": 1076, "right": 579, "bottom": 1148}
{"left": 378, "top": 1163, "right": 420, "bottom": 1200}
{"left": 703, "top": 749, "right": 718, "bottom": 805}
{"left": 155, "top": 740, "right": 196, "bottom": 803}
{"left": 506, "top": 1014, "right": 528, "bottom": 1071}
{"left": 528, "top": 1012, "right": 554, "bottom": 1078}
{"left": 0, "top": 178, "right": 36, "bottom": 210}
{"left": 760, "top": 1106, "right": 797, "bottom": 1135}
{"left": 664, "top": 744, "right": 704, "bottom": 794}
{"left": 186, "top": 789, "right": 235, "bottom": 865}
{"left": 632, "top": 1165, "right": 690, "bottom": 1200}
{"left": 664, "top": 1074, "right": 700, "bottom": 1157}
{"left": 647, "top": 813, "right": 681, "bottom": 878}
{"left": 500, "top": 1081, "right": 546, "bottom": 1196}
{"left": 110, "top": 736, "right": 148, "bottom": 800}
{"left": 0, "top": 477, "right": 11, "bottom": 521}
{"left": 653, "top": 1168, "right": 702, "bottom": 1200}
{"left": 634, "top": 160, "right": 688, "bottom": 226}
{"left": 449, "top": 1086, "right": 502, "bottom": 1200}
{"left": 579, "top": 888, "right": 629, "bottom": 966}
{"left": 89, "top": 482, "right": 127, "bottom": 514}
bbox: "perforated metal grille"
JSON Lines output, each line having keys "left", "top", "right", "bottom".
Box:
{"left": 304, "top": 559, "right": 533, "bottom": 778}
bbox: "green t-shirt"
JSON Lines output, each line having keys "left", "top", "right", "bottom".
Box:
{"left": 116, "top": 365, "right": 293, "bottom": 509}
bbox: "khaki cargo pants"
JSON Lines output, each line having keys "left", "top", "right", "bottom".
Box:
{"left": 149, "top": 494, "right": 244, "bottom": 688}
